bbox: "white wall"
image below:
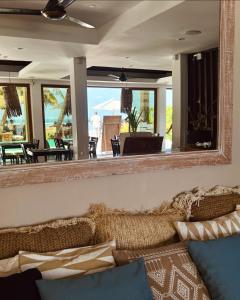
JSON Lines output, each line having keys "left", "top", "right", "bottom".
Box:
{"left": 0, "top": 3, "right": 239, "bottom": 228}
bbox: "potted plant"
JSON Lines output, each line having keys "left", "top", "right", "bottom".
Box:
{"left": 125, "top": 107, "right": 143, "bottom": 133}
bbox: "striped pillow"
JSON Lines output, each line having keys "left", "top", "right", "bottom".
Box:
{"left": 0, "top": 255, "right": 19, "bottom": 277}
{"left": 174, "top": 210, "right": 240, "bottom": 241}
{"left": 19, "top": 241, "right": 116, "bottom": 280}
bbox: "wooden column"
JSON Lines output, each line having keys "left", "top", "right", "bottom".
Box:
{"left": 70, "top": 57, "right": 89, "bottom": 160}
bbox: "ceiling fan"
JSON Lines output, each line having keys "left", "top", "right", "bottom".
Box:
{"left": 108, "top": 68, "right": 129, "bottom": 82}
{"left": 0, "top": 0, "right": 95, "bottom": 29}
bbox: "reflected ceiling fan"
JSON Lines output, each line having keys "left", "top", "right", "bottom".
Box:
{"left": 0, "top": 0, "right": 95, "bottom": 29}
{"left": 108, "top": 68, "right": 129, "bottom": 82}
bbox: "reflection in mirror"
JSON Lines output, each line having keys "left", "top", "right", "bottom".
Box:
{"left": 0, "top": 0, "right": 220, "bottom": 166}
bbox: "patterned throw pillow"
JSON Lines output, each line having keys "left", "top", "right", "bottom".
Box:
{"left": 0, "top": 255, "right": 19, "bottom": 277}
{"left": 174, "top": 210, "right": 240, "bottom": 241}
{"left": 19, "top": 241, "right": 116, "bottom": 280}
{"left": 114, "top": 242, "right": 210, "bottom": 300}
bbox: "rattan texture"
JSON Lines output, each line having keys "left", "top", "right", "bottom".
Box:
{"left": 190, "top": 193, "right": 240, "bottom": 221}
{"left": 88, "top": 203, "right": 185, "bottom": 250}
{"left": 0, "top": 217, "right": 95, "bottom": 259}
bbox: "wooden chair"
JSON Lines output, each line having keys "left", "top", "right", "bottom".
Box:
{"left": 0, "top": 145, "right": 17, "bottom": 165}
{"left": 21, "top": 144, "right": 34, "bottom": 164}
{"left": 54, "top": 138, "right": 73, "bottom": 160}
{"left": 111, "top": 139, "right": 120, "bottom": 157}
{"left": 89, "top": 137, "right": 98, "bottom": 159}
{"left": 32, "top": 139, "right": 40, "bottom": 149}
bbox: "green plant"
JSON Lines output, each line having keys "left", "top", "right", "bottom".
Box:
{"left": 125, "top": 107, "right": 143, "bottom": 133}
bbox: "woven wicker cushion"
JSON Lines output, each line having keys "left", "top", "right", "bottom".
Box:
{"left": 190, "top": 193, "right": 240, "bottom": 221}
{"left": 113, "top": 242, "right": 210, "bottom": 300}
{"left": 88, "top": 204, "right": 184, "bottom": 250}
{"left": 0, "top": 217, "right": 95, "bottom": 260}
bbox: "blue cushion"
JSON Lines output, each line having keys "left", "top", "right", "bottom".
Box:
{"left": 188, "top": 235, "right": 240, "bottom": 300}
{"left": 36, "top": 258, "right": 153, "bottom": 300}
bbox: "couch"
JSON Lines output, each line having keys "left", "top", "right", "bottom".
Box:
{"left": 1, "top": 185, "right": 240, "bottom": 300}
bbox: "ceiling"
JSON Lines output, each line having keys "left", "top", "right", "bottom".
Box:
{"left": 0, "top": 0, "right": 220, "bottom": 80}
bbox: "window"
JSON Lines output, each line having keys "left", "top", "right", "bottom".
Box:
{"left": 42, "top": 86, "right": 157, "bottom": 154}
{"left": 165, "top": 88, "right": 173, "bottom": 150}
{"left": 42, "top": 86, "right": 72, "bottom": 148}
{"left": 87, "top": 87, "right": 125, "bottom": 154}
{"left": 131, "top": 89, "right": 156, "bottom": 133}
{"left": 0, "top": 84, "right": 31, "bottom": 143}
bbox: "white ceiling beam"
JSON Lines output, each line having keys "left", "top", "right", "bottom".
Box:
{"left": 18, "top": 62, "right": 40, "bottom": 78}
{"left": 98, "top": 0, "right": 185, "bottom": 42}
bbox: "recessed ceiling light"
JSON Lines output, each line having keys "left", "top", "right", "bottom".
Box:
{"left": 185, "top": 30, "right": 202, "bottom": 36}
{"left": 89, "top": 4, "right": 96, "bottom": 8}
{"left": 17, "top": 47, "right": 24, "bottom": 50}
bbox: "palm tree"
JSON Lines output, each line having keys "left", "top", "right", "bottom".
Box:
{"left": 0, "top": 88, "right": 7, "bottom": 126}
{"left": 44, "top": 88, "right": 71, "bottom": 134}
{"left": 0, "top": 86, "right": 25, "bottom": 126}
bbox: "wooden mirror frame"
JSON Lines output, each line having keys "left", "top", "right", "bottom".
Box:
{"left": 0, "top": 0, "right": 235, "bottom": 188}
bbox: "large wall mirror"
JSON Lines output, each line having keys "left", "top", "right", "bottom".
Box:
{"left": 0, "top": 0, "right": 234, "bottom": 187}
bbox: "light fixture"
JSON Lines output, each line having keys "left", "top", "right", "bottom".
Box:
{"left": 178, "top": 37, "right": 185, "bottom": 41}
{"left": 193, "top": 53, "right": 202, "bottom": 60}
{"left": 89, "top": 4, "right": 96, "bottom": 8}
{"left": 17, "top": 47, "right": 24, "bottom": 50}
{"left": 119, "top": 71, "right": 128, "bottom": 82}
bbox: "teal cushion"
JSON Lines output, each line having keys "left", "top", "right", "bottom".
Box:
{"left": 36, "top": 258, "right": 153, "bottom": 300}
{"left": 188, "top": 235, "right": 240, "bottom": 300}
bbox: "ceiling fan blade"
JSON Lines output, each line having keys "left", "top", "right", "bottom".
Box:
{"left": 58, "top": 0, "right": 76, "bottom": 9}
{"left": 66, "top": 15, "right": 95, "bottom": 29}
{"left": 45, "top": 0, "right": 59, "bottom": 11}
{"left": 0, "top": 8, "right": 41, "bottom": 15}
{"left": 108, "top": 74, "right": 120, "bottom": 80}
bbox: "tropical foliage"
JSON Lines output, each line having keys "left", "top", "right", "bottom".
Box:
{"left": 165, "top": 105, "right": 173, "bottom": 141}
{"left": 125, "top": 107, "right": 143, "bottom": 133}
{"left": 0, "top": 86, "right": 26, "bottom": 126}
{"left": 43, "top": 87, "right": 71, "bottom": 134}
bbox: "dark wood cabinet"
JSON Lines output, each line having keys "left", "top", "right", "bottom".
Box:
{"left": 187, "top": 48, "right": 219, "bottom": 149}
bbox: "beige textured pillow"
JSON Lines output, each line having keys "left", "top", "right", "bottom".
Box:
{"left": 0, "top": 255, "right": 19, "bottom": 277}
{"left": 88, "top": 203, "right": 185, "bottom": 250}
{"left": 0, "top": 217, "right": 95, "bottom": 260}
{"left": 174, "top": 210, "right": 240, "bottom": 241}
{"left": 19, "top": 240, "right": 116, "bottom": 280}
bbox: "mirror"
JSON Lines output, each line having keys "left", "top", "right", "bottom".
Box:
{"left": 0, "top": 0, "right": 224, "bottom": 169}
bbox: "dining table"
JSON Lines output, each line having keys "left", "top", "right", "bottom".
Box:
{"left": 27, "top": 148, "right": 72, "bottom": 162}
